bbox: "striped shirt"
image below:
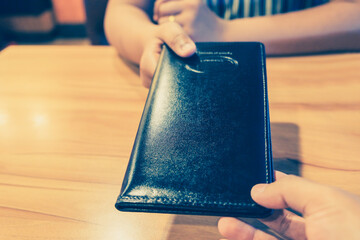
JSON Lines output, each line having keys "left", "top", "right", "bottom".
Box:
{"left": 205, "top": 0, "right": 330, "bottom": 19}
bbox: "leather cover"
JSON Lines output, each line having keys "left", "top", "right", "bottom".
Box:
{"left": 115, "top": 42, "right": 274, "bottom": 217}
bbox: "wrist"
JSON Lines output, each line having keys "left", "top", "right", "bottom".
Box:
{"left": 218, "top": 19, "right": 230, "bottom": 42}
{"left": 220, "top": 19, "right": 245, "bottom": 42}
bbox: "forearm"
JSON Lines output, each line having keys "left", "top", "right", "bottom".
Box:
{"left": 104, "top": 0, "right": 157, "bottom": 63}
{"left": 222, "top": 1, "right": 360, "bottom": 55}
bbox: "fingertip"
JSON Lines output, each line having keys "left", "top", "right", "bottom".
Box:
{"left": 179, "top": 42, "right": 196, "bottom": 57}
{"left": 218, "top": 217, "right": 239, "bottom": 238}
{"left": 140, "top": 71, "right": 151, "bottom": 89}
{"left": 218, "top": 217, "right": 234, "bottom": 229}
{"left": 250, "top": 172, "right": 288, "bottom": 202}
{"left": 142, "top": 80, "right": 151, "bottom": 89}
{"left": 251, "top": 184, "right": 267, "bottom": 200}
{"left": 218, "top": 217, "right": 256, "bottom": 240}
{"left": 157, "top": 22, "right": 196, "bottom": 57}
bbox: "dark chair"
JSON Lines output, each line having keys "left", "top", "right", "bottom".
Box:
{"left": 0, "top": 0, "right": 54, "bottom": 45}
{"left": 0, "top": 0, "right": 51, "bottom": 15}
{"left": 84, "top": 0, "right": 109, "bottom": 45}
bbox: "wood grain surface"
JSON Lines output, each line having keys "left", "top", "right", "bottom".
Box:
{"left": 0, "top": 46, "right": 359, "bottom": 239}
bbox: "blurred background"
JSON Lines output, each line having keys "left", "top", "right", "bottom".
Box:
{"left": 0, "top": 0, "right": 109, "bottom": 50}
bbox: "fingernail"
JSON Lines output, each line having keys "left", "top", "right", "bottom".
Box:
{"left": 251, "top": 184, "right": 267, "bottom": 196}
{"left": 180, "top": 42, "right": 196, "bottom": 55}
{"left": 181, "top": 42, "right": 192, "bottom": 51}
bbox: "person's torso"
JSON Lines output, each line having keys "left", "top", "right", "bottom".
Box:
{"left": 204, "top": 0, "right": 330, "bottom": 19}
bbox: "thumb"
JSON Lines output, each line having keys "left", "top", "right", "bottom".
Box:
{"left": 156, "top": 22, "right": 196, "bottom": 57}
{"left": 251, "top": 174, "right": 336, "bottom": 216}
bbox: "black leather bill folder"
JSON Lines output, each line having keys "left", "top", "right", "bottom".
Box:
{"left": 115, "top": 42, "right": 274, "bottom": 217}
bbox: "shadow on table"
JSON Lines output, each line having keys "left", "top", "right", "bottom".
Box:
{"left": 271, "top": 122, "right": 301, "bottom": 176}
{"left": 165, "top": 122, "right": 301, "bottom": 240}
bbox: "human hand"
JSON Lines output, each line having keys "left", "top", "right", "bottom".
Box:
{"left": 140, "top": 22, "right": 196, "bottom": 88}
{"left": 153, "top": 0, "right": 226, "bottom": 42}
{"left": 218, "top": 171, "right": 360, "bottom": 240}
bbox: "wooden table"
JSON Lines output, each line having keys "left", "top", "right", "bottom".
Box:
{"left": 0, "top": 46, "right": 359, "bottom": 240}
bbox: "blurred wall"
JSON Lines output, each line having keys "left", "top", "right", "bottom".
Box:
{"left": 0, "top": 0, "right": 91, "bottom": 46}
{"left": 50, "top": 0, "right": 87, "bottom": 38}
{"left": 51, "top": 0, "right": 86, "bottom": 24}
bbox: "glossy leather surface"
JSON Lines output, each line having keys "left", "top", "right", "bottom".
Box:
{"left": 116, "top": 42, "right": 274, "bottom": 217}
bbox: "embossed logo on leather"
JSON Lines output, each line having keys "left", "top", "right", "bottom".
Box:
{"left": 185, "top": 53, "right": 239, "bottom": 74}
